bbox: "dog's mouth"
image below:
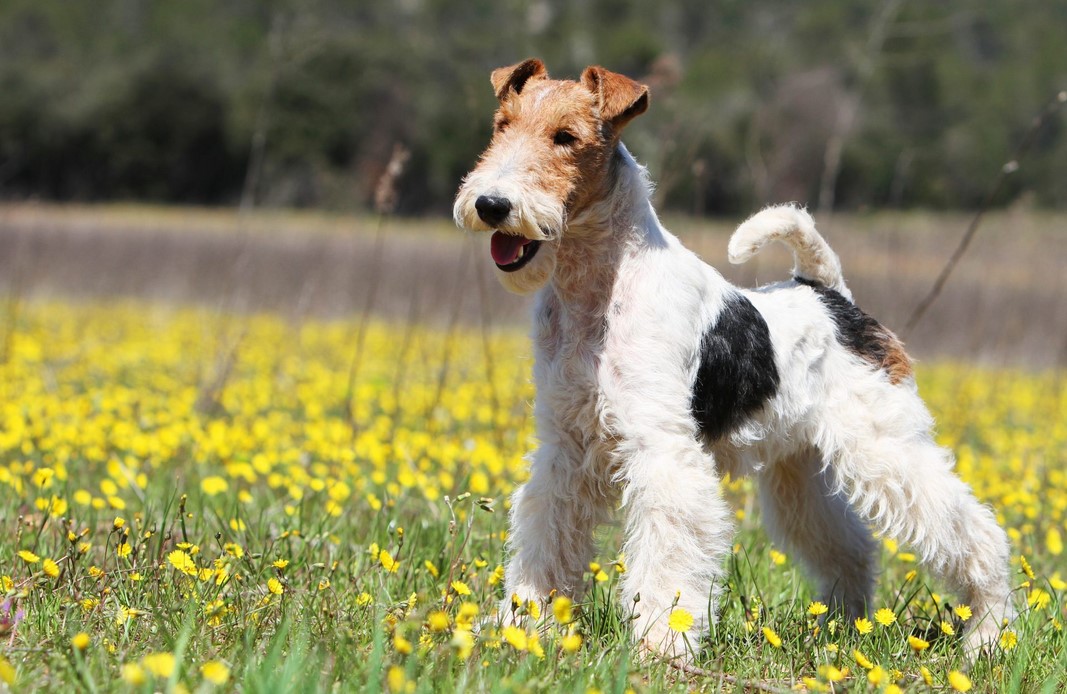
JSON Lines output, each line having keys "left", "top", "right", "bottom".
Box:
{"left": 490, "top": 231, "right": 541, "bottom": 272}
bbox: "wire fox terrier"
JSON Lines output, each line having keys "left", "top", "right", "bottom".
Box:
{"left": 454, "top": 58, "right": 1014, "bottom": 660}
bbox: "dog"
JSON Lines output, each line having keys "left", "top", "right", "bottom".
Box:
{"left": 453, "top": 58, "right": 1014, "bottom": 660}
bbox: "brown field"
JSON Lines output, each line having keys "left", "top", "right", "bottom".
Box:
{"left": 1, "top": 202, "right": 1064, "bottom": 368}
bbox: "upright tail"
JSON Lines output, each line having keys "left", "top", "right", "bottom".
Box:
{"left": 728, "top": 204, "right": 852, "bottom": 301}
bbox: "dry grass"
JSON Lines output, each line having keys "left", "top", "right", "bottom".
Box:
{"left": 1, "top": 202, "right": 1063, "bottom": 367}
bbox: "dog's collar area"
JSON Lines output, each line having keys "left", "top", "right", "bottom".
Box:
{"left": 491, "top": 231, "right": 541, "bottom": 272}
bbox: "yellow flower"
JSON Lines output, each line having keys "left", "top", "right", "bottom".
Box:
{"left": 427, "top": 611, "right": 450, "bottom": 632}
{"left": 17, "top": 550, "right": 39, "bottom": 564}
{"left": 954, "top": 604, "right": 972, "bottom": 621}
{"left": 769, "top": 549, "right": 787, "bottom": 566}
{"left": 267, "top": 578, "right": 284, "bottom": 595}
{"left": 456, "top": 602, "right": 479, "bottom": 630}
{"left": 380, "top": 551, "right": 399, "bottom": 573}
{"left": 948, "top": 670, "right": 973, "bottom": 692}
{"left": 450, "top": 580, "right": 471, "bottom": 596}
{"left": 852, "top": 649, "right": 873, "bottom": 669}
{"left": 667, "top": 608, "right": 694, "bottom": 633}
{"left": 113, "top": 517, "right": 126, "bottom": 530}
{"left": 920, "top": 666, "right": 933, "bottom": 685}
{"left": 762, "top": 626, "right": 782, "bottom": 648}
{"left": 451, "top": 629, "right": 474, "bottom": 659}
{"left": 42, "top": 559, "right": 60, "bottom": 578}
{"left": 424, "top": 560, "right": 439, "bottom": 578}
{"left": 121, "top": 663, "right": 146, "bottom": 686}
{"left": 553, "top": 596, "right": 573, "bottom": 624}
{"left": 807, "top": 601, "right": 828, "bottom": 617}
{"left": 1048, "top": 528, "right": 1064, "bottom": 556}
{"left": 1020, "top": 555, "right": 1035, "bottom": 581}
{"left": 1000, "top": 630, "right": 1018, "bottom": 650}
{"left": 817, "top": 664, "right": 846, "bottom": 682}
{"left": 394, "top": 634, "right": 413, "bottom": 654}
{"left": 1028, "top": 588, "right": 1051, "bottom": 610}
{"left": 874, "top": 608, "right": 896, "bottom": 626}
{"left": 0, "top": 656, "right": 14, "bottom": 685}
{"left": 272, "top": 559, "right": 289, "bottom": 570}
{"left": 502, "top": 625, "right": 528, "bottom": 651}
{"left": 560, "top": 631, "right": 582, "bottom": 653}
{"left": 201, "top": 660, "right": 230, "bottom": 685}
{"left": 168, "top": 550, "right": 198, "bottom": 576}
{"left": 908, "top": 635, "right": 929, "bottom": 652}
{"left": 142, "top": 652, "right": 176, "bottom": 678}
{"left": 867, "top": 666, "right": 887, "bottom": 685}
{"left": 387, "top": 665, "right": 407, "bottom": 691}
{"left": 116, "top": 542, "right": 132, "bottom": 559}
{"left": 854, "top": 617, "right": 874, "bottom": 634}
{"left": 71, "top": 632, "right": 90, "bottom": 651}
{"left": 941, "top": 620, "right": 956, "bottom": 636}
{"left": 200, "top": 476, "right": 228, "bottom": 496}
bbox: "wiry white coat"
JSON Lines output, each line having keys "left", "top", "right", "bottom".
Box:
{"left": 460, "top": 144, "right": 1014, "bottom": 660}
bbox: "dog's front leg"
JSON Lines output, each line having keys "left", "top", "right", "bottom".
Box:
{"left": 502, "top": 441, "right": 609, "bottom": 621}
{"left": 617, "top": 438, "right": 734, "bottom": 661}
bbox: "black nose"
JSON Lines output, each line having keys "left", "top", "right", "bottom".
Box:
{"left": 475, "top": 195, "right": 512, "bottom": 226}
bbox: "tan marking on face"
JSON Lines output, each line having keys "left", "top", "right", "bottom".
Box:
{"left": 483, "top": 79, "right": 616, "bottom": 221}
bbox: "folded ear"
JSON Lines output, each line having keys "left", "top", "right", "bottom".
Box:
{"left": 580, "top": 65, "right": 650, "bottom": 131}
{"left": 490, "top": 58, "right": 548, "bottom": 101}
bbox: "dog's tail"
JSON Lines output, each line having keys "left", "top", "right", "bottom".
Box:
{"left": 728, "top": 204, "right": 852, "bottom": 301}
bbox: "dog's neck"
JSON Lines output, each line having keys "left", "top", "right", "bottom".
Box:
{"left": 549, "top": 143, "right": 664, "bottom": 315}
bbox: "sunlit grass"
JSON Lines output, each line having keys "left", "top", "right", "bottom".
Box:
{"left": 0, "top": 300, "right": 1064, "bottom": 691}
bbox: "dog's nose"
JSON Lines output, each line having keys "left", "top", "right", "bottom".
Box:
{"left": 475, "top": 195, "right": 512, "bottom": 226}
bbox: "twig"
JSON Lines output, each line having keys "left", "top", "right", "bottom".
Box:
{"left": 902, "top": 90, "right": 1067, "bottom": 337}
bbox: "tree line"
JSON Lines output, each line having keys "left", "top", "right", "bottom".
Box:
{"left": 0, "top": 0, "right": 1064, "bottom": 215}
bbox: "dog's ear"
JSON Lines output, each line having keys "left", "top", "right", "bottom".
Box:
{"left": 580, "top": 65, "right": 649, "bottom": 131}
{"left": 491, "top": 59, "right": 548, "bottom": 101}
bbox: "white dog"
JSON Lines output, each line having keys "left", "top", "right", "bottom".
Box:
{"left": 454, "top": 58, "right": 1014, "bottom": 659}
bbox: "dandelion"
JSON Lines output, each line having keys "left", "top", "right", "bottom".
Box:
{"left": 201, "top": 660, "right": 230, "bottom": 685}
{"left": 394, "top": 634, "right": 413, "bottom": 655}
{"left": 450, "top": 580, "right": 471, "bottom": 596}
{"left": 560, "top": 631, "right": 582, "bottom": 653}
{"left": 940, "top": 620, "right": 956, "bottom": 636}
{"left": 272, "top": 559, "right": 289, "bottom": 570}
{"left": 267, "top": 578, "right": 284, "bottom": 595}
{"left": 667, "top": 608, "right": 694, "bottom": 633}
{"left": 854, "top": 617, "right": 874, "bottom": 634}
{"left": 200, "top": 476, "right": 228, "bottom": 496}
{"left": 501, "top": 625, "right": 528, "bottom": 651}
{"left": 853, "top": 649, "right": 873, "bottom": 669}
{"left": 1020, "top": 555, "right": 1035, "bottom": 581}
{"left": 807, "top": 601, "right": 828, "bottom": 617}
{"left": 168, "top": 550, "right": 197, "bottom": 576}
{"left": 42, "top": 559, "right": 60, "bottom": 578}
{"left": 762, "top": 626, "right": 782, "bottom": 648}
{"left": 121, "top": 663, "right": 146, "bottom": 686}
{"left": 948, "top": 670, "right": 973, "bottom": 692}
{"left": 116, "top": 542, "right": 132, "bottom": 559}
{"left": 142, "top": 652, "right": 176, "bottom": 678}
{"left": 552, "top": 596, "right": 573, "bottom": 625}
{"left": 16, "top": 550, "right": 39, "bottom": 564}
{"left": 817, "top": 664, "right": 846, "bottom": 682}
{"left": 71, "top": 632, "right": 90, "bottom": 651}
{"left": 427, "top": 611, "right": 450, "bottom": 632}
{"left": 1048, "top": 528, "right": 1063, "bottom": 556}
{"left": 380, "top": 551, "right": 400, "bottom": 573}
{"left": 1028, "top": 588, "right": 1051, "bottom": 610}
{"left": 1000, "top": 630, "right": 1018, "bottom": 650}
{"left": 920, "top": 666, "right": 933, "bottom": 686}
{"left": 874, "top": 608, "right": 896, "bottom": 626}
{"left": 954, "top": 604, "right": 972, "bottom": 621}
{"left": 867, "top": 666, "right": 887, "bottom": 685}
{"left": 908, "top": 634, "right": 929, "bottom": 652}
{"left": 451, "top": 629, "right": 474, "bottom": 659}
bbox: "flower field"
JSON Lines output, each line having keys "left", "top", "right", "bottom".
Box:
{"left": 0, "top": 299, "right": 1064, "bottom": 692}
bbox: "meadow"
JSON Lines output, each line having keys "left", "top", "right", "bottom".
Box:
{"left": 0, "top": 208, "right": 1065, "bottom": 692}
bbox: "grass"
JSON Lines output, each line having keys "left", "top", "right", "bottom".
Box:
{"left": 0, "top": 297, "right": 1064, "bottom": 692}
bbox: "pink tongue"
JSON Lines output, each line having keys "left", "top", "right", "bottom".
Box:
{"left": 490, "top": 231, "right": 530, "bottom": 265}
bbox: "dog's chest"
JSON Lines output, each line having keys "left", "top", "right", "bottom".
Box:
{"left": 533, "top": 297, "right": 615, "bottom": 454}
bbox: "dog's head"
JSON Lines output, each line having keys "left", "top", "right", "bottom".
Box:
{"left": 453, "top": 59, "right": 649, "bottom": 294}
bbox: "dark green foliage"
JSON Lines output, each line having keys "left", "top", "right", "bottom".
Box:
{"left": 0, "top": 0, "right": 1063, "bottom": 212}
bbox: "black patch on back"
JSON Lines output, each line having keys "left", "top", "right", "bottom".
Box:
{"left": 690, "top": 292, "right": 780, "bottom": 442}
{"left": 793, "top": 276, "right": 903, "bottom": 373}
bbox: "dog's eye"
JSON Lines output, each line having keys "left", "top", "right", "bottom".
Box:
{"left": 553, "top": 130, "right": 577, "bottom": 146}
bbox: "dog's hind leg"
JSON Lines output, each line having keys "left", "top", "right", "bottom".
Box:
{"left": 819, "top": 379, "right": 1015, "bottom": 657}
{"left": 758, "top": 446, "right": 876, "bottom": 620}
